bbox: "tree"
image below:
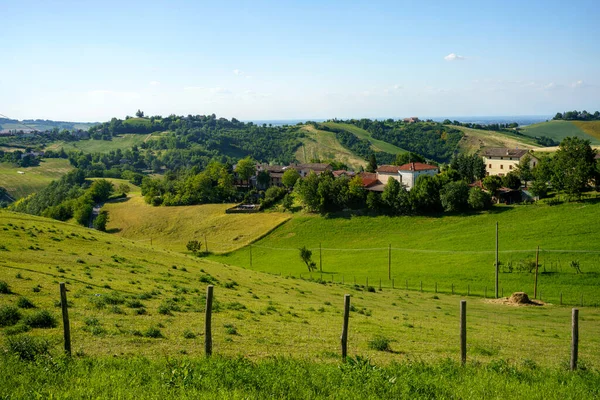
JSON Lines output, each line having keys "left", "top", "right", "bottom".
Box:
{"left": 88, "top": 179, "right": 114, "bottom": 203}
{"left": 347, "top": 175, "right": 366, "bottom": 209}
{"left": 450, "top": 154, "right": 486, "bottom": 182}
{"left": 468, "top": 187, "right": 492, "bottom": 210}
{"left": 299, "top": 246, "right": 316, "bottom": 272}
{"left": 515, "top": 154, "right": 534, "bottom": 182}
{"left": 186, "top": 240, "right": 202, "bottom": 255}
{"left": 282, "top": 194, "right": 293, "bottom": 211}
{"left": 295, "top": 171, "right": 320, "bottom": 212}
{"left": 136, "top": 109, "right": 145, "bottom": 118}
{"left": 94, "top": 210, "right": 109, "bottom": 231}
{"left": 440, "top": 181, "right": 470, "bottom": 212}
{"left": 256, "top": 170, "right": 271, "bottom": 188}
{"left": 410, "top": 175, "right": 441, "bottom": 212}
{"left": 482, "top": 175, "right": 502, "bottom": 193}
{"left": 502, "top": 172, "right": 521, "bottom": 190}
{"left": 117, "top": 183, "right": 130, "bottom": 196}
{"left": 282, "top": 168, "right": 300, "bottom": 188}
{"left": 236, "top": 157, "right": 256, "bottom": 185}
{"left": 551, "top": 137, "right": 596, "bottom": 199}
{"left": 395, "top": 152, "right": 425, "bottom": 166}
{"left": 381, "top": 178, "right": 410, "bottom": 215}
{"left": 366, "top": 154, "right": 378, "bottom": 173}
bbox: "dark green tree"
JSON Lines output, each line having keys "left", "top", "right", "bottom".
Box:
{"left": 468, "top": 187, "right": 492, "bottom": 210}
{"left": 440, "top": 181, "right": 470, "bottom": 212}
{"left": 551, "top": 137, "right": 596, "bottom": 199}
{"left": 482, "top": 175, "right": 502, "bottom": 193}
{"left": 299, "top": 246, "right": 316, "bottom": 272}
{"left": 366, "top": 154, "right": 378, "bottom": 173}
{"left": 502, "top": 172, "right": 522, "bottom": 190}
{"left": 282, "top": 168, "right": 300, "bottom": 188}
{"left": 94, "top": 210, "right": 109, "bottom": 231}
{"left": 186, "top": 240, "right": 202, "bottom": 255}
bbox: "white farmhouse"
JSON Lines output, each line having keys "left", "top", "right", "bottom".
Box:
{"left": 376, "top": 162, "right": 439, "bottom": 190}
{"left": 482, "top": 148, "right": 537, "bottom": 177}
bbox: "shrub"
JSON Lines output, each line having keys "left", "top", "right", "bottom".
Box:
{"left": 17, "top": 297, "right": 36, "bottom": 309}
{"left": 224, "top": 324, "right": 238, "bottom": 335}
{"left": 0, "top": 305, "right": 22, "bottom": 327}
{"left": 367, "top": 286, "right": 376, "bottom": 293}
{"left": 5, "top": 335, "right": 49, "bottom": 361}
{"left": 127, "top": 300, "right": 145, "bottom": 309}
{"left": 0, "top": 280, "right": 11, "bottom": 294}
{"left": 4, "top": 323, "right": 31, "bottom": 336}
{"left": 134, "top": 308, "right": 147, "bottom": 315}
{"left": 158, "top": 300, "right": 181, "bottom": 315}
{"left": 144, "top": 327, "right": 164, "bottom": 338}
{"left": 368, "top": 335, "right": 391, "bottom": 352}
{"left": 183, "top": 330, "right": 197, "bottom": 339}
{"left": 23, "top": 310, "right": 58, "bottom": 328}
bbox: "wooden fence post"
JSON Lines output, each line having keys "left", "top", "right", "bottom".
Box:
{"left": 460, "top": 300, "right": 467, "bottom": 365}
{"left": 571, "top": 308, "right": 579, "bottom": 371}
{"left": 379, "top": 278, "right": 382, "bottom": 291}
{"left": 420, "top": 281, "right": 423, "bottom": 293}
{"left": 205, "top": 285, "right": 214, "bottom": 357}
{"left": 452, "top": 283, "right": 454, "bottom": 295}
{"left": 204, "top": 234, "right": 208, "bottom": 253}
{"left": 435, "top": 282, "right": 437, "bottom": 293}
{"left": 341, "top": 294, "right": 350, "bottom": 360}
{"left": 59, "top": 282, "right": 71, "bottom": 356}
{"left": 560, "top": 292, "right": 563, "bottom": 306}
{"left": 388, "top": 244, "right": 391, "bottom": 280}
{"left": 467, "top": 284, "right": 470, "bottom": 296}
{"left": 495, "top": 222, "right": 499, "bottom": 299}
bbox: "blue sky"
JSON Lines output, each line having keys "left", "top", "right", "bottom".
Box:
{"left": 1, "top": 0, "right": 599, "bottom": 121}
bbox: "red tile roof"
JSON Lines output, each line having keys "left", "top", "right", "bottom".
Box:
{"left": 377, "top": 163, "right": 438, "bottom": 173}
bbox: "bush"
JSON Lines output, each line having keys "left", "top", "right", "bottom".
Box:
{"left": 0, "top": 280, "right": 11, "bottom": 294}
{"left": 368, "top": 335, "right": 391, "bottom": 352}
{"left": 4, "top": 323, "right": 31, "bottom": 336}
{"left": 23, "top": 310, "right": 57, "bottom": 328}
{"left": 17, "top": 297, "right": 36, "bottom": 309}
{"left": 5, "top": 335, "right": 49, "bottom": 361}
{"left": 0, "top": 305, "right": 22, "bottom": 327}
{"left": 468, "top": 187, "right": 492, "bottom": 210}
{"left": 183, "top": 330, "right": 197, "bottom": 339}
{"left": 144, "top": 327, "right": 164, "bottom": 338}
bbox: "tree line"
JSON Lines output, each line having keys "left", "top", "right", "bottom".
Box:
{"left": 553, "top": 110, "right": 600, "bottom": 121}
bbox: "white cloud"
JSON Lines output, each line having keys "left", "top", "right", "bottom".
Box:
{"left": 570, "top": 80, "right": 584, "bottom": 88}
{"left": 543, "top": 82, "right": 557, "bottom": 90}
{"left": 444, "top": 53, "right": 466, "bottom": 61}
{"left": 149, "top": 81, "right": 160, "bottom": 86}
{"left": 233, "top": 69, "right": 244, "bottom": 76}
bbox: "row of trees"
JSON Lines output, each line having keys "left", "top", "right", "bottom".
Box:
{"left": 442, "top": 120, "right": 519, "bottom": 131}
{"left": 553, "top": 111, "right": 600, "bottom": 121}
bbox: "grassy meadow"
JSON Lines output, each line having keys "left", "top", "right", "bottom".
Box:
{"left": 521, "top": 121, "right": 600, "bottom": 145}
{"left": 296, "top": 125, "right": 366, "bottom": 169}
{"left": 454, "top": 126, "right": 540, "bottom": 154}
{"left": 1, "top": 210, "right": 599, "bottom": 369}
{"left": 103, "top": 189, "right": 290, "bottom": 253}
{"left": 321, "top": 122, "right": 407, "bottom": 155}
{"left": 44, "top": 133, "right": 156, "bottom": 154}
{"left": 0, "top": 158, "right": 73, "bottom": 199}
{"left": 572, "top": 121, "right": 600, "bottom": 141}
{"left": 210, "top": 200, "right": 600, "bottom": 306}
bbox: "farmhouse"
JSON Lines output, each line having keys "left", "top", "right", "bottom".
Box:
{"left": 359, "top": 172, "right": 385, "bottom": 192}
{"left": 254, "top": 164, "right": 288, "bottom": 188}
{"left": 482, "top": 148, "right": 537, "bottom": 177}
{"left": 403, "top": 117, "right": 420, "bottom": 123}
{"left": 376, "top": 162, "right": 439, "bottom": 190}
{"left": 291, "top": 163, "right": 332, "bottom": 177}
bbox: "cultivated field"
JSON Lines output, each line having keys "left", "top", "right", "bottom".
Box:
{"left": 296, "top": 125, "right": 366, "bottom": 169}
{"left": 521, "top": 121, "right": 600, "bottom": 145}
{"left": 45, "top": 133, "right": 156, "bottom": 154}
{"left": 1, "top": 210, "right": 599, "bottom": 369}
{"left": 210, "top": 200, "right": 600, "bottom": 306}
{"left": 103, "top": 191, "right": 290, "bottom": 253}
{"left": 572, "top": 121, "right": 600, "bottom": 141}
{"left": 454, "top": 126, "right": 540, "bottom": 154}
{"left": 0, "top": 159, "right": 73, "bottom": 199}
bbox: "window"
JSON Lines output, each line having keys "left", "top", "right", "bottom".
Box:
{"left": 500, "top": 165, "right": 504, "bottom": 169}
{"left": 509, "top": 165, "right": 512, "bottom": 170}
{"left": 500, "top": 157, "right": 503, "bottom": 160}
{"left": 488, "top": 164, "right": 492, "bottom": 168}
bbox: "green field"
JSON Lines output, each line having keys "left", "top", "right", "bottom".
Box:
{"left": 321, "top": 122, "right": 407, "bottom": 155}
{"left": 0, "top": 159, "right": 73, "bottom": 199}
{"left": 296, "top": 125, "right": 367, "bottom": 169}
{"left": 573, "top": 121, "right": 600, "bottom": 141}
{"left": 454, "top": 126, "right": 540, "bottom": 154}
{"left": 45, "top": 133, "right": 156, "bottom": 154}
{"left": 210, "top": 201, "right": 600, "bottom": 306}
{"left": 521, "top": 121, "right": 600, "bottom": 145}
{"left": 1, "top": 210, "right": 599, "bottom": 369}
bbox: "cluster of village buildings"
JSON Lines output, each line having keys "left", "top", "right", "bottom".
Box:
{"left": 247, "top": 148, "right": 539, "bottom": 192}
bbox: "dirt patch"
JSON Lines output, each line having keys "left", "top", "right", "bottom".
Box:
{"left": 486, "top": 292, "right": 545, "bottom": 307}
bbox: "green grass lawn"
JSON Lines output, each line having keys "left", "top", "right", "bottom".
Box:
{"left": 521, "top": 121, "right": 600, "bottom": 145}
{"left": 1, "top": 210, "right": 599, "bottom": 368}
{"left": 0, "top": 159, "right": 73, "bottom": 199}
{"left": 210, "top": 201, "right": 600, "bottom": 306}
{"left": 44, "top": 133, "right": 155, "bottom": 154}
{"left": 322, "top": 122, "right": 407, "bottom": 155}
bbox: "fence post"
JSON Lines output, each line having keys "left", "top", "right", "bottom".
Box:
{"left": 205, "top": 285, "right": 214, "bottom": 357}
{"left": 319, "top": 242, "right": 322, "bottom": 272}
{"left": 204, "top": 234, "right": 208, "bottom": 253}
{"left": 460, "top": 300, "right": 467, "bottom": 365}
{"left": 435, "top": 282, "right": 437, "bottom": 293}
{"left": 249, "top": 245, "right": 253, "bottom": 268}
{"left": 59, "top": 282, "right": 71, "bottom": 356}
{"left": 379, "top": 278, "right": 382, "bottom": 291}
{"left": 420, "top": 281, "right": 423, "bottom": 293}
{"left": 341, "top": 294, "right": 350, "bottom": 360}
{"left": 392, "top": 278, "right": 394, "bottom": 289}
{"left": 467, "top": 284, "right": 470, "bottom": 296}
{"left": 388, "top": 244, "right": 391, "bottom": 280}
{"left": 560, "top": 292, "right": 563, "bottom": 306}
{"left": 534, "top": 245, "right": 539, "bottom": 298}
{"left": 571, "top": 308, "right": 579, "bottom": 371}
{"left": 495, "top": 222, "right": 499, "bottom": 298}
{"left": 452, "top": 283, "right": 454, "bottom": 295}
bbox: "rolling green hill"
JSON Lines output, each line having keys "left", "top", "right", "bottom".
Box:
{"left": 1, "top": 209, "right": 599, "bottom": 369}
{"left": 44, "top": 133, "right": 161, "bottom": 154}
{"left": 521, "top": 121, "right": 600, "bottom": 145}
{"left": 0, "top": 159, "right": 73, "bottom": 199}
{"left": 321, "top": 122, "right": 407, "bottom": 155}
{"left": 296, "top": 125, "right": 367, "bottom": 169}
{"left": 454, "top": 126, "right": 540, "bottom": 154}
{"left": 210, "top": 200, "right": 600, "bottom": 306}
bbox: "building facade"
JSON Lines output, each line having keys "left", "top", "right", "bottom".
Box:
{"left": 482, "top": 148, "right": 537, "bottom": 177}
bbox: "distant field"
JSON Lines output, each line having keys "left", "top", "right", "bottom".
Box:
{"left": 321, "top": 122, "right": 407, "bottom": 155}
{"left": 296, "top": 125, "right": 366, "bottom": 169}
{"left": 521, "top": 121, "right": 600, "bottom": 145}
{"left": 572, "top": 121, "right": 600, "bottom": 141}
{"left": 0, "top": 158, "right": 72, "bottom": 199}
{"left": 103, "top": 193, "right": 290, "bottom": 253}
{"left": 45, "top": 133, "right": 155, "bottom": 154}
{"left": 454, "top": 126, "right": 540, "bottom": 154}
{"left": 0, "top": 210, "right": 599, "bottom": 368}
{"left": 210, "top": 200, "right": 600, "bottom": 306}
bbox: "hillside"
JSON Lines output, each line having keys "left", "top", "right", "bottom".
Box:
{"left": 0, "top": 158, "right": 73, "bottom": 199}
{"left": 44, "top": 133, "right": 161, "bottom": 154}
{"left": 321, "top": 122, "right": 407, "bottom": 155}
{"left": 296, "top": 125, "right": 367, "bottom": 169}
{"left": 521, "top": 121, "right": 600, "bottom": 145}
{"left": 0, "top": 118, "right": 96, "bottom": 132}
{"left": 103, "top": 188, "right": 290, "bottom": 253}
{"left": 454, "top": 125, "right": 540, "bottom": 154}
{"left": 1, "top": 209, "right": 599, "bottom": 368}
{"left": 210, "top": 200, "right": 600, "bottom": 306}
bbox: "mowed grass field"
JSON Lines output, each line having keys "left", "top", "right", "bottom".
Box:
{"left": 521, "top": 121, "right": 600, "bottom": 145}
{"left": 296, "top": 125, "right": 366, "bottom": 169}
{"left": 1, "top": 210, "right": 599, "bottom": 369}
{"left": 0, "top": 158, "right": 73, "bottom": 199}
{"left": 210, "top": 201, "right": 600, "bottom": 306}
{"left": 103, "top": 190, "right": 290, "bottom": 253}
{"left": 454, "top": 126, "right": 540, "bottom": 154}
{"left": 44, "top": 133, "right": 157, "bottom": 154}
{"left": 321, "top": 122, "right": 407, "bottom": 155}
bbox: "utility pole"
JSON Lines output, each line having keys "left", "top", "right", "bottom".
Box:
{"left": 319, "top": 242, "right": 322, "bottom": 272}
{"left": 388, "top": 244, "right": 391, "bottom": 280}
{"left": 534, "top": 246, "right": 540, "bottom": 298}
{"left": 495, "top": 222, "right": 499, "bottom": 299}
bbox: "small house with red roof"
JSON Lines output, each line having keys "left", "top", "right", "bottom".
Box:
{"left": 376, "top": 162, "right": 439, "bottom": 190}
